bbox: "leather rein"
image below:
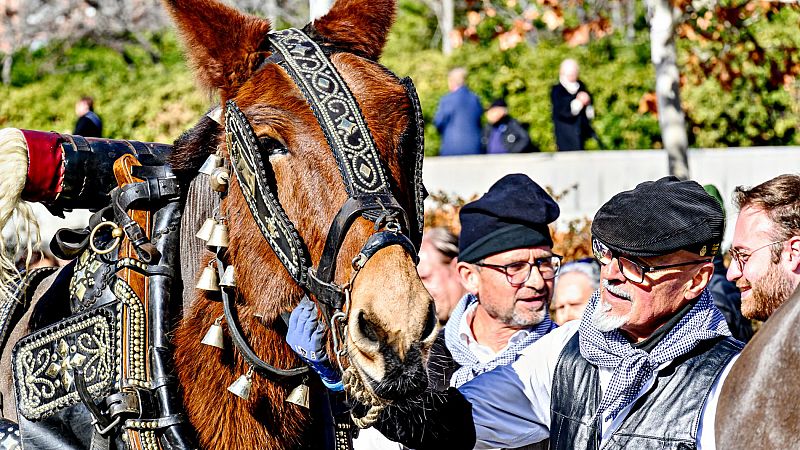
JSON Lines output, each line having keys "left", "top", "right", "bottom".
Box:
{"left": 218, "top": 27, "right": 426, "bottom": 381}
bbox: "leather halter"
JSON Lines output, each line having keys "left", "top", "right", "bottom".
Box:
{"left": 224, "top": 28, "right": 425, "bottom": 371}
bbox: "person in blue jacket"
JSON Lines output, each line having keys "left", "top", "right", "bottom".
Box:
{"left": 434, "top": 68, "right": 483, "bottom": 156}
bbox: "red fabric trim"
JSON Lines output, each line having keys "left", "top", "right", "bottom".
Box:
{"left": 21, "top": 130, "right": 65, "bottom": 203}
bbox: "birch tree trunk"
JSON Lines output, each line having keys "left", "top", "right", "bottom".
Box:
{"left": 648, "top": 0, "right": 690, "bottom": 180}
{"left": 441, "top": 0, "right": 453, "bottom": 55}
{"left": 309, "top": 0, "right": 334, "bottom": 21}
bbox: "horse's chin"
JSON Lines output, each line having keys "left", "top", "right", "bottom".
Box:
{"left": 347, "top": 342, "right": 429, "bottom": 402}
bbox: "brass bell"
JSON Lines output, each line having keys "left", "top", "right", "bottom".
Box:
{"left": 228, "top": 367, "right": 254, "bottom": 400}
{"left": 220, "top": 265, "right": 236, "bottom": 288}
{"left": 199, "top": 154, "right": 223, "bottom": 175}
{"left": 210, "top": 167, "right": 230, "bottom": 193}
{"left": 196, "top": 263, "right": 220, "bottom": 291}
{"left": 286, "top": 382, "right": 310, "bottom": 409}
{"left": 201, "top": 316, "right": 225, "bottom": 349}
{"left": 206, "top": 222, "right": 229, "bottom": 248}
{"left": 195, "top": 217, "right": 217, "bottom": 242}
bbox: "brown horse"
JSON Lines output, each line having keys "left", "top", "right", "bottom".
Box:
{"left": 0, "top": 0, "right": 436, "bottom": 448}
{"left": 716, "top": 285, "right": 800, "bottom": 449}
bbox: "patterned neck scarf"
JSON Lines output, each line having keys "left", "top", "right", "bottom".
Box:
{"left": 578, "top": 288, "right": 731, "bottom": 422}
{"left": 446, "top": 294, "right": 557, "bottom": 387}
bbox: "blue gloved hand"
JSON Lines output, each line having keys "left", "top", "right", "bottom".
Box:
{"left": 287, "top": 296, "right": 343, "bottom": 391}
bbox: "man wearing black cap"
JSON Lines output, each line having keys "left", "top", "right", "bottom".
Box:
{"left": 377, "top": 177, "right": 742, "bottom": 450}
{"left": 427, "top": 174, "right": 560, "bottom": 392}
{"left": 481, "top": 99, "right": 536, "bottom": 154}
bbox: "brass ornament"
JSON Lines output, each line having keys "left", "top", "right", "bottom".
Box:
{"left": 196, "top": 263, "right": 220, "bottom": 291}
{"left": 285, "top": 381, "right": 310, "bottom": 409}
{"left": 199, "top": 154, "right": 223, "bottom": 175}
{"left": 200, "top": 316, "right": 225, "bottom": 349}
{"left": 195, "top": 217, "right": 217, "bottom": 242}
{"left": 206, "top": 222, "right": 229, "bottom": 248}
{"left": 210, "top": 167, "right": 230, "bottom": 192}
{"left": 228, "top": 367, "right": 254, "bottom": 400}
{"left": 220, "top": 265, "right": 236, "bottom": 288}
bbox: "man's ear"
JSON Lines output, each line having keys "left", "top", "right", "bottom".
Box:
{"left": 684, "top": 262, "right": 714, "bottom": 300}
{"left": 785, "top": 236, "right": 800, "bottom": 273}
{"left": 457, "top": 261, "right": 480, "bottom": 295}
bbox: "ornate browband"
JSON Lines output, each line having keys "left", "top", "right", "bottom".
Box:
{"left": 268, "top": 28, "right": 390, "bottom": 196}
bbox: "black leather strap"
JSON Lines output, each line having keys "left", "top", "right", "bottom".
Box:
{"left": 219, "top": 252, "right": 309, "bottom": 380}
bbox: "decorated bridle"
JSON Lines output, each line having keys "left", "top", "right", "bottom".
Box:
{"left": 200, "top": 27, "right": 426, "bottom": 414}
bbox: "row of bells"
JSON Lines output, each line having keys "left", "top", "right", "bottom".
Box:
{"left": 195, "top": 154, "right": 310, "bottom": 408}
{"left": 195, "top": 262, "right": 235, "bottom": 292}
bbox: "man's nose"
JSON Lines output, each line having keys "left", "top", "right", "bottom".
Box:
{"left": 726, "top": 262, "right": 742, "bottom": 283}
{"left": 604, "top": 258, "right": 626, "bottom": 282}
{"left": 523, "top": 266, "right": 546, "bottom": 289}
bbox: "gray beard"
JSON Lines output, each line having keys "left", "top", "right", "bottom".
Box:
{"left": 592, "top": 296, "right": 630, "bottom": 332}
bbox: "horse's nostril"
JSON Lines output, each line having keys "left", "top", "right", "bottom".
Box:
{"left": 421, "top": 301, "right": 437, "bottom": 340}
{"left": 358, "top": 310, "right": 380, "bottom": 343}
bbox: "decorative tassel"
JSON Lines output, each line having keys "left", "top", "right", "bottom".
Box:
{"left": 0, "top": 128, "right": 38, "bottom": 298}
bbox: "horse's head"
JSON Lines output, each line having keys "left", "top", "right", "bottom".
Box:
{"left": 166, "top": 0, "right": 437, "bottom": 403}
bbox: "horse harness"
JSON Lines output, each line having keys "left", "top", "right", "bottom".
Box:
{"left": 2, "top": 27, "right": 425, "bottom": 450}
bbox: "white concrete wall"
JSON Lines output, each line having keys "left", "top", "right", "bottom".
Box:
{"left": 6, "top": 147, "right": 799, "bottom": 252}
{"left": 422, "top": 147, "right": 800, "bottom": 246}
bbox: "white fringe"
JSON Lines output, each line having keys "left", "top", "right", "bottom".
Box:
{"left": 0, "top": 128, "right": 39, "bottom": 299}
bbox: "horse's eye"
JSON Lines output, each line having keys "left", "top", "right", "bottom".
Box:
{"left": 259, "top": 137, "right": 288, "bottom": 156}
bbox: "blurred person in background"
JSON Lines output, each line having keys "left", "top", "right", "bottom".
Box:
{"left": 418, "top": 227, "right": 466, "bottom": 325}
{"left": 73, "top": 95, "right": 103, "bottom": 137}
{"left": 551, "top": 258, "right": 600, "bottom": 325}
{"left": 434, "top": 67, "right": 483, "bottom": 156}
{"left": 481, "top": 98, "right": 536, "bottom": 154}
{"left": 551, "top": 59, "right": 598, "bottom": 151}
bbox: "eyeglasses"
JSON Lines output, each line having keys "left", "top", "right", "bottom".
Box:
{"left": 592, "top": 238, "right": 711, "bottom": 284}
{"left": 476, "top": 255, "right": 563, "bottom": 287}
{"left": 728, "top": 240, "right": 783, "bottom": 272}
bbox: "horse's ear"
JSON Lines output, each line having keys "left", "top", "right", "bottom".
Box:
{"left": 311, "top": 0, "right": 396, "bottom": 61}
{"left": 162, "top": 0, "right": 271, "bottom": 93}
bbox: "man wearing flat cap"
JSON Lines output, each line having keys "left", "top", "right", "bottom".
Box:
{"left": 427, "top": 174, "right": 560, "bottom": 392}
{"left": 377, "top": 177, "right": 742, "bottom": 450}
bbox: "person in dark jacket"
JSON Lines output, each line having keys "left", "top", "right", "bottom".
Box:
{"left": 434, "top": 68, "right": 483, "bottom": 156}
{"left": 550, "top": 59, "right": 596, "bottom": 151}
{"left": 73, "top": 96, "right": 103, "bottom": 137}
{"left": 481, "top": 99, "right": 537, "bottom": 154}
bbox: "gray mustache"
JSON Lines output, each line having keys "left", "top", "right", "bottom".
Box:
{"left": 602, "top": 279, "right": 632, "bottom": 300}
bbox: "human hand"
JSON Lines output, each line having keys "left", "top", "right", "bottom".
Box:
{"left": 577, "top": 91, "right": 591, "bottom": 106}
{"left": 287, "top": 296, "right": 343, "bottom": 391}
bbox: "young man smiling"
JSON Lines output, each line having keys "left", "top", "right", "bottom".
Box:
{"left": 377, "top": 177, "right": 742, "bottom": 450}
{"left": 726, "top": 174, "right": 800, "bottom": 321}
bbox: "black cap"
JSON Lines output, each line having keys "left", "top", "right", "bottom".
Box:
{"left": 592, "top": 176, "right": 724, "bottom": 258}
{"left": 459, "top": 174, "right": 560, "bottom": 263}
{"left": 489, "top": 98, "right": 507, "bottom": 109}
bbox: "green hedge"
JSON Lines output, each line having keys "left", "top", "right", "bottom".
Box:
{"left": 1, "top": 5, "right": 797, "bottom": 152}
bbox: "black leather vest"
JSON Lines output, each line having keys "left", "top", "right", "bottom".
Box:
{"left": 550, "top": 333, "right": 742, "bottom": 450}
